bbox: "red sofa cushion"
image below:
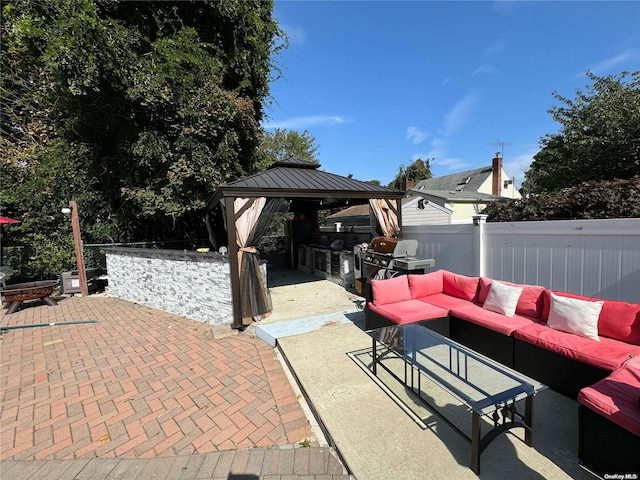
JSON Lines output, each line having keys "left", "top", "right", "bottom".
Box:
{"left": 541, "top": 290, "right": 640, "bottom": 345}
{"left": 578, "top": 356, "right": 640, "bottom": 437}
{"left": 514, "top": 323, "right": 640, "bottom": 371}
{"left": 408, "top": 270, "right": 443, "bottom": 299}
{"left": 415, "top": 293, "right": 473, "bottom": 311}
{"left": 442, "top": 271, "right": 479, "bottom": 302}
{"left": 450, "top": 304, "right": 537, "bottom": 336}
{"left": 371, "top": 275, "right": 411, "bottom": 306}
{"left": 477, "top": 277, "right": 545, "bottom": 318}
{"left": 368, "top": 300, "right": 449, "bottom": 325}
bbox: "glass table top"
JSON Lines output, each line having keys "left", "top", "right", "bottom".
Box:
{"left": 371, "top": 323, "right": 547, "bottom": 415}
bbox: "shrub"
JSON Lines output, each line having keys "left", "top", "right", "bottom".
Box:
{"left": 483, "top": 177, "right": 640, "bottom": 222}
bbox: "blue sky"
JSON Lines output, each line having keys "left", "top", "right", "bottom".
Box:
{"left": 263, "top": 1, "right": 640, "bottom": 188}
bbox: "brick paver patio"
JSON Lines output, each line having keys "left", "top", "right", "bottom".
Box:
{"left": 0, "top": 296, "right": 314, "bottom": 462}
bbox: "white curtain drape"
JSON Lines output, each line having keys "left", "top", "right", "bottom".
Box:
{"left": 369, "top": 199, "right": 400, "bottom": 237}
{"left": 234, "top": 197, "right": 270, "bottom": 325}
{"left": 234, "top": 197, "right": 266, "bottom": 248}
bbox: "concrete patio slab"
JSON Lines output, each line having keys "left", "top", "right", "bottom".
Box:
{"left": 265, "top": 269, "right": 364, "bottom": 324}
{"left": 278, "top": 322, "right": 598, "bottom": 480}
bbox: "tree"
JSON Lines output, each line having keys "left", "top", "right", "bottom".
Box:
{"left": 388, "top": 158, "right": 433, "bottom": 190}
{"left": 253, "top": 128, "right": 321, "bottom": 239}
{"left": 1, "top": 0, "right": 285, "bottom": 279}
{"left": 523, "top": 71, "right": 640, "bottom": 193}
{"left": 258, "top": 128, "right": 319, "bottom": 169}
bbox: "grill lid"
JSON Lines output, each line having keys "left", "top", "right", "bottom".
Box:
{"left": 369, "top": 237, "right": 398, "bottom": 254}
{"left": 370, "top": 237, "right": 418, "bottom": 258}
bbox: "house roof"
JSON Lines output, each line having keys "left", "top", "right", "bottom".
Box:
{"left": 402, "top": 195, "right": 454, "bottom": 214}
{"left": 325, "top": 195, "right": 453, "bottom": 221}
{"left": 413, "top": 165, "right": 493, "bottom": 193}
{"left": 207, "top": 158, "right": 404, "bottom": 210}
{"left": 411, "top": 189, "right": 506, "bottom": 203}
{"left": 325, "top": 203, "right": 371, "bottom": 219}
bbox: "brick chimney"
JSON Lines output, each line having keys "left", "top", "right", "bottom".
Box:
{"left": 492, "top": 152, "right": 502, "bottom": 196}
{"left": 404, "top": 178, "right": 414, "bottom": 190}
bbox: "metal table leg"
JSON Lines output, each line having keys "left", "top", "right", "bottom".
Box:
{"left": 525, "top": 395, "right": 533, "bottom": 446}
{"left": 471, "top": 412, "right": 481, "bottom": 474}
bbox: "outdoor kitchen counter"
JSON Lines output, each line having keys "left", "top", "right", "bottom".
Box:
{"left": 298, "top": 244, "right": 355, "bottom": 287}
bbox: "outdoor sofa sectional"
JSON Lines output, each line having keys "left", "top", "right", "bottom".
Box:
{"left": 364, "top": 270, "right": 640, "bottom": 475}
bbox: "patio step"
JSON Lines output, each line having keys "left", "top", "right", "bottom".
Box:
{"left": 255, "top": 309, "right": 365, "bottom": 346}
{"left": 0, "top": 447, "right": 351, "bottom": 480}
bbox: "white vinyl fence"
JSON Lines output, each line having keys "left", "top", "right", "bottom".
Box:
{"left": 404, "top": 217, "right": 640, "bottom": 302}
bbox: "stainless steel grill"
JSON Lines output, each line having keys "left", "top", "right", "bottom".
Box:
{"left": 362, "top": 237, "right": 435, "bottom": 278}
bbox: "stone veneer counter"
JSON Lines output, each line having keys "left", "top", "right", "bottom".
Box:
{"left": 105, "top": 247, "right": 265, "bottom": 326}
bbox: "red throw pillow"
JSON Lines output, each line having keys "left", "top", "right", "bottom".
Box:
{"left": 442, "top": 271, "right": 479, "bottom": 302}
{"left": 371, "top": 275, "right": 411, "bottom": 306}
{"left": 478, "top": 277, "right": 545, "bottom": 318}
{"left": 408, "top": 270, "right": 444, "bottom": 299}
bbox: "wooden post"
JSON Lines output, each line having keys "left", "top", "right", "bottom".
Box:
{"left": 225, "top": 197, "right": 242, "bottom": 328}
{"left": 396, "top": 197, "right": 403, "bottom": 237}
{"left": 69, "top": 201, "right": 89, "bottom": 297}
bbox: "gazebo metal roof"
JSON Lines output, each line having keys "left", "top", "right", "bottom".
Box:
{"left": 208, "top": 158, "right": 403, "bottom": 209}
{"left": 207, "top": 158, "right": 405, "bottom": 329}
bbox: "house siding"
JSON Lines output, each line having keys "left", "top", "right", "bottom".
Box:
{"left": 402, "top": 201, "right": 451, "bottom": 226}
{"left": 477, "top": 168, "right": 521, "bottom": 199}
{"left": 447, "top": 202, "right": 489, "bottom": 223}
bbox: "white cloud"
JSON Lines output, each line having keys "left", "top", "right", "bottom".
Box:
{"left": 411, "top": 139, "right": 470, "bottom": 171}
{"left": 406, "top": 127, "right": 430, "bottom": 145}
{"left": 582, "top": 50, "right": 640, "bottom": 76}
{"left": 492, "top": 0, "right": 518, "bottom": 15}
{"left": 503, "top": 148, "right": 539, "bottom": 188}
{"left": 280, "top": 23, "right": 306, "bottom": 46}
{"left": 443, "top": 91, "right": 479, "bottom": 136}
{"left": 472, "top": 65, "right": 495, "bottom": 76}
{"left": 432, "top": 157, "right": 472, "bottom": 171}
{"left": 484, "top": 33, "right": 509, "bottom": 56}
{"left": 419, "top": 138, "right": 448, "bottom": 160}
{"left": 263, "top": 115, "right": 347, "bottom": 129}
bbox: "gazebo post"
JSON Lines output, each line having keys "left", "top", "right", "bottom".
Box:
{"left": 396, "top": 197, "right": 403, "bottom": 237}
{"left": 225, "top": 196, "right": 242, "bottom": 329}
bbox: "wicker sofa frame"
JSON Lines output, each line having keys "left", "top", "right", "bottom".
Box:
{"left": 364, "top": 276, "right": 640, "bottom": 476}
{"left": 513, "top": 338, "right": 610, "bottom": 399}
{"left": 579, "top": 405, "right": 640, "bottom": 475}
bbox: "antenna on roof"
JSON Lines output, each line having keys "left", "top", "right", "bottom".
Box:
{"left": 487, "top": 139, "right": 515, "bottom": 158}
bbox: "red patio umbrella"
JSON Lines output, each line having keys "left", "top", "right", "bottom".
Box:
{"left": 0, "top": 216, "right": 20, "bottom": 225}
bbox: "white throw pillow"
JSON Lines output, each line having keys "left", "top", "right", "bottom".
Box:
{"left": 482, "top": 281, "right": 523, "bottom": 317}
{"left": 547, "top": 293, "right": 604, "bottom": 341}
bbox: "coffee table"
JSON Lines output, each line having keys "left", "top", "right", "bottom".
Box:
{"left": 370, "top": 322, "right": 547, "bottom": 474}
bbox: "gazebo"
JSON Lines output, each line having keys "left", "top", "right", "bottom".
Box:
{"left": 207, "top": 158, "right": 405, "bottom": 329}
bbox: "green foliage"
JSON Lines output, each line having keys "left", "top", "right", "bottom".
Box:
{"left": 483, "top": 178, "right": 640, "bottom": 222}
{"left": 388, "top": 158, "right": 433, "bottom": 190}
{"left": 523, "top": 71, "right": 640, "bottom": 193}
{"left": 1, "top": 0, "right": 285, "bottom": 280}
{"left": 258, "top": 128, "right": 319, "bottom": 169}
{"left": 23, "top": 233, "right": 76, "bottom": 281}
{"left": 254, "top": 128, "right": 319, "bottom": 240}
